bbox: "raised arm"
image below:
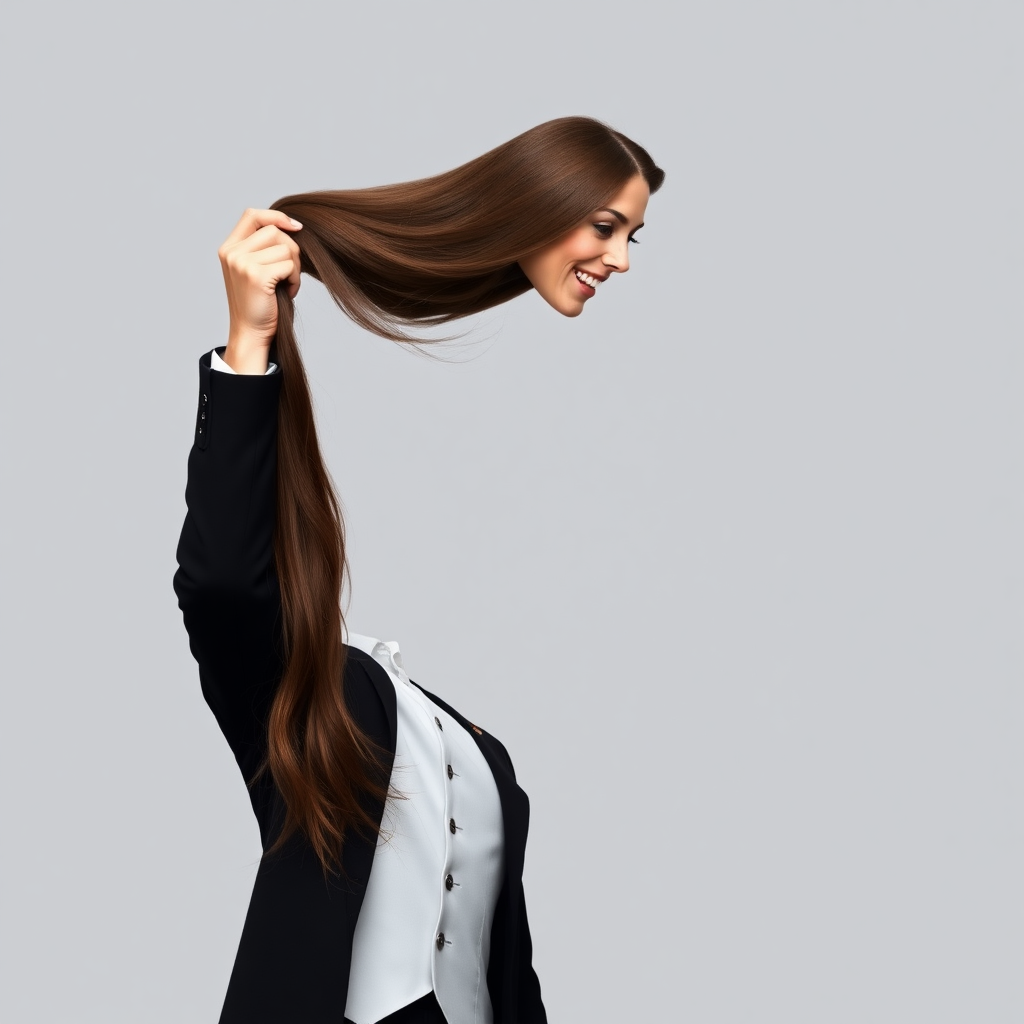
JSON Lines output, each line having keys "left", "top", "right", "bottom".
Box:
{"left": 172, "top": 210, "right": 303, "bottom": 787}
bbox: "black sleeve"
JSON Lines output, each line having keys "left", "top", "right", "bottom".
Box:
{"left": 173, "top": 352, "right": 284, "bottom": 791}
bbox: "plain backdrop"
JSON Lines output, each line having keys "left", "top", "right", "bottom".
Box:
{"left": 1, "top": 2, "right": 1021, "bottom": 1022}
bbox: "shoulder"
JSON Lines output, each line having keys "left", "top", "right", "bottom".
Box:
{"left": 343, "top": 645, "right": 398, "bottom": 753}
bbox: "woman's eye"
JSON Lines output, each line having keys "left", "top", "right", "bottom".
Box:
{"left": 594, "top": 222, "right": 640, "bottom": 244}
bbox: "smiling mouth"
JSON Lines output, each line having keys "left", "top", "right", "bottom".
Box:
{"left": 574, "top": 269, "right": 602, "bottom": 289}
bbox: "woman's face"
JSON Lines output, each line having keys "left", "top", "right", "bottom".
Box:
{"left": 519, "top": 174, "right": 650, "bottom": 317}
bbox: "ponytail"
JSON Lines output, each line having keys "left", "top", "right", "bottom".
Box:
{"left": 262, "top": 288, "right": 388, "bottom": 872}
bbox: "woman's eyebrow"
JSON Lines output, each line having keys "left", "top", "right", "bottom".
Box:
{"left": 597, "top": 208, "right": 644, "bottom": 230}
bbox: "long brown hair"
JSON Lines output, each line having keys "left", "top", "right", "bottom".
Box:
{"left": 262, "top": 116, "right": 664, "bottom": 872}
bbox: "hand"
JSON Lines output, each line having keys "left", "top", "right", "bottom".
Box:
{"left": 218, "top": 208, "right": 303, "bottom": 372}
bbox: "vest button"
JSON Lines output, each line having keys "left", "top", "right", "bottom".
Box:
{"left": 445, "top": 874, "right": 454, "bottom": 891}
{"left": 436, "top": 933, "right": 445, "bottom": 951}
{"left": 449, "top": 818, "right": 457, "bottom": 834}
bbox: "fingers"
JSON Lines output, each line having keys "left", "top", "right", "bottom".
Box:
{"left": 247, "top": 243, "right": 296, "bottom": 267}
{"left": 230, "top": 223, "right": 299, "bottom": 257}
{"left": 222, "top": 207, "right": 302, "bottom": 248}
{"left": 219, "top": 221, "right": 303, "bottom": 298}
{"left": 220, "top": 224, "right": 300, "bottom": 266}
{"left": 258, "top": 244, "right": 302, "bottom": 298}
{"left": 262, "top": 262, "right": 302, "bottom": 299}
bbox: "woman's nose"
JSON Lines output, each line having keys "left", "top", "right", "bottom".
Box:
{"left": 603, "top": 239, "right": 630, "bottom": 274}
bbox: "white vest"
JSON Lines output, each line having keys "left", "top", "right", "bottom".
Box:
{"left": 343, "top": 633, "right": 505, "bottom": 1024}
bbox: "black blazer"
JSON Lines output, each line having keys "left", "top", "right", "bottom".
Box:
{"left": 173, "top": 352, "right": 547, "bottom": 1024}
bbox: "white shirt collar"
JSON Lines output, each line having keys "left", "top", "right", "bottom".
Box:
{"left": 211, "top": 347, "right": 278, "bottom": 375}
{"left": 346, "top": 630, "right": 411, "bottom": 686}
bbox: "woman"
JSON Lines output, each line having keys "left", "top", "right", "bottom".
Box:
{"left": 174, "top": 116, "right": 664, "bottom": 1024}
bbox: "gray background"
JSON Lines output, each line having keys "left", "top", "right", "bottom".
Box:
{"left": 1, "top": 2, "right": 1020, "bottom": 1021}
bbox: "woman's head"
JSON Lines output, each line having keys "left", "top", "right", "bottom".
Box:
{"left": 518, "top": 172, "right": 650, "bottom": 316}
{"left": 270, "top": 116, "right": 664, "bottom": 340}
{"left": 468, "top": 117, "right": 661, "bottom": 317}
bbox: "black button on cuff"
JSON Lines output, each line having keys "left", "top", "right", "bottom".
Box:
{"left": 434, "top": 716, "right": 443, "bottom": 730}
{"left": 449, "top": 818, "right": 457, "bottom": 834}
{"left": 196, "top": 359, "right": 212, "bottom": 450}
{"left": 436, "top": 933, "right": 446, "bottom": 951}
{"left": 445, "top": 874, "right": 454, "bottom": 891}
{"left": 447, "top": 764, "right": 454, "bottom": 780}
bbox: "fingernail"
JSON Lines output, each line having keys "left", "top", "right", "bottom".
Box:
{"left": 288, "top": 217, "right": 303, "bottom": 229}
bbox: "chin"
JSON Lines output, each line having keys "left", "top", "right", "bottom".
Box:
{"left": 547, "top": 296, "right": 586, "bottom": 318}
{"left": 535, "top": 285, "right": 587, "bottom": 318}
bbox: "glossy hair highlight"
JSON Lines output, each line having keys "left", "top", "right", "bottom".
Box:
{"left": 262, "top": 117, "right": 664, "bottom": 872}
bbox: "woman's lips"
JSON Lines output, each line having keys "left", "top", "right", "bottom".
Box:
{"left": 574, "top": 271, "right": 596, "bottom": 297}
